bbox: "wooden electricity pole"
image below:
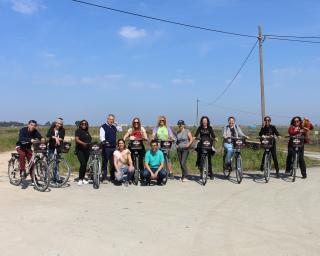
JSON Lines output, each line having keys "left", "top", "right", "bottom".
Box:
{"left": 196, "top": 98, "right": 199, "bottom": 125}
{"left": 258, "top": 25, "right": 266, "bottom": 124}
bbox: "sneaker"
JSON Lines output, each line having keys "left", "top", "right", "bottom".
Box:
{"left": 78, "top": 180, "right": 83, "bottom": 186}
{"left": 169, "top": 172, "right": 174, "bottom": 180}
{"left": 82, "top": 179, "right": 89, "bottom": 185}
{"left": 124, "top": 181, "right": 129, "bottom": 187}
{"left": 20, "top": 171, "right": 27, "bottom": 179}
{"left": 276, "top": 173, "right": 280, "bottom": 179}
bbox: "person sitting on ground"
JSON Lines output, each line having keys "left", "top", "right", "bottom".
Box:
{"left": 143, "top": 140, "right": 167, "bottom": 185}
{"left": 113, "top": 139, "right": 134, "bottom": 186}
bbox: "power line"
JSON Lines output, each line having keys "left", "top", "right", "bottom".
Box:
{"left": 206, "top": 39, "right": 258, "bottom": 105}
{"left": 71, "top": 0, "right": 257, "bottom": 39}
{"left": 264, "top": 33, "right": 320, "bottom": 39}
{"left": 266, "top": 36, "right": 320, "bottom": 44}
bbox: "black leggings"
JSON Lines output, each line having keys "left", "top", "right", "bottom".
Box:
{"left": 260, "top": 145, "right": 279, "bottom": 172}
{"left": 76, "top": 149, "right": 90, "bottom": 180}
{"left": 285, "top": 146, "right": 306, "bottom": 177}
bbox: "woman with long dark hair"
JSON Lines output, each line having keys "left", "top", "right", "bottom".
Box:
{"left": 194, "top": 116, "right": 216, "bottom": 179}
{"left": 285, "top": 116, "right": 307, "bottom": 178}
{"left": 75, "top": 120, "right": 92, "bottom": 185}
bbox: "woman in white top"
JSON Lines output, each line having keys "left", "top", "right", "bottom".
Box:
{"left": 113, "top": 139, "right": 134, "bottom": 186}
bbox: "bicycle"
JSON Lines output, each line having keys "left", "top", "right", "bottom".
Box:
{"left": 223, "top": 136, "right": 246, "bottom": 184}
{"left": 8, "top": 141, "right": 50, "bottom": 192}
{"left": 129, "top": 139, "right": 145, "bottom": 185}
{"left": 195, "top": 138, "right": 213, "bottom": 186}
{"left": 88, "top": 142, "right": 102, "bottom": 189}
{"left": 258, "top": 135, "right": 276, "bottom": 183}
{"left": 158, "top": 140, "right": 173, "bottom": 185}
{"left": 47, "top": 142, "right": 71, "bottom": 188}
{"left": 287, "top": 135, "right": 305, "bottom": 182}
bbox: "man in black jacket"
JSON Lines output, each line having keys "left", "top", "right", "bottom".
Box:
{"left": 16, "top": 120, "right": 43, "bottom": 178}
{"left": 259, "top": 116, "right": 281, "bottom": 178}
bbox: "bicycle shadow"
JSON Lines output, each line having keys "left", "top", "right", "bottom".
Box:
{"left": 20, "top": 179, "right": 52, "bottom": 192}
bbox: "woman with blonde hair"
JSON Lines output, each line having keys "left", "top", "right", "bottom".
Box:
{"left": 152, "top": 115, "right": 175, "bottom": 179}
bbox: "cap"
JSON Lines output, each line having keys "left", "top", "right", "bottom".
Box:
{"left": 177, "top": 120, "right": 185, "bottom": 125}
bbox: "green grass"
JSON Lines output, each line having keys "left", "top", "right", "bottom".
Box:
{"left": 1, "top": 127, "right": 319, "bottom": 175}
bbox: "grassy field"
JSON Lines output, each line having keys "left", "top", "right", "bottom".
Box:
{"left": 1, "top": 126, "right": 319, "bottom": 175}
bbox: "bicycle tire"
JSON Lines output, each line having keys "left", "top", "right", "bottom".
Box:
{"left": 48, "top": 158, "right": 71, "bottom": 188}
{"left": 133, "top": 156, "right": 140, "bottom": 185}
{"left": 264, "top": 153, "right": 271, "bottom": 183}
{"left": 162, "top": 156, "right": 169, "bottom": 185}
{"left": 32, "top": 159, "right": 49, "bottom": 192}
{"left": 8, "top": 158, "right": 22, "bottom": 186}
{"left": 93, "top": 159, "right": 100, "bottom": 189}
{"left": 222, "top": 153, "right": 231, "bottom": 178}
{"left": 236, "top": 155, "right": 243, "bottom": 184}
{"left": 201, "top": 155, "right": 208, "bottom": 186}
{"left": 292, "top": 153, "right": 297, "bottom": 182}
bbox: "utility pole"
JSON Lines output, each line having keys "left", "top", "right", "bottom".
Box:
{"left": 258, "top": 25, "right": 266, "bottom": 124}
{"left": 196, "top": 98, "right": 199, "bottom": 125}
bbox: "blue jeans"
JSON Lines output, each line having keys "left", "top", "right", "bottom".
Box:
{"left": 224, "top": 143, "right": 234, "bottom": 166}
{"left": 48, "top": 148, "right": 59, "bottom": 181}
{"left": 142, "top": 168, "right": 167, "bottom": 183}
{"left": 115, "top": 166, "right": 134, "bottom": 182}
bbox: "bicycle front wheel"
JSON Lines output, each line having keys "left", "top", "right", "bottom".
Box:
{"left": 8, "top": 158, "right": 22, "bottom": 186}
{"left": 201, "top": 155, "right": 208, "bottom": 186}
{"left": 162, "top": 156, "right": 169, "bottom": 185}
{"left": 48, "top": 158, "right": 70, "bottom": 188}
{"left": 92, "top": 159, "right": 100, "bottom": 189}
{"left": 133, "top": 157, "right": 140, "bottom": 185}
{"left": 235, "top": 155, "right": 243, "bottom": 184}
{"left": 32, "top": 159, "right": 49, "bottom": 192}
{"left": 264, "top": 153, "right": 271, "bottom": 183}
{"left": 292, "top": 153, "right": 298, "bottom": 182}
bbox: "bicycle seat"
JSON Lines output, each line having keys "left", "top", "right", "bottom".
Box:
{"left": 11, "top": 153, "right": 20, "bottom": 158}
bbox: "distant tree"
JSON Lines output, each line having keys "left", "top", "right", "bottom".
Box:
{"left": 0, "top": 121, "right": 24, "bottom": 127}
{"left": 44, "top": 121, "right": 51, "bottom": 126}
{"left": 75, "top": 121, "right": 81, "bottom": 127}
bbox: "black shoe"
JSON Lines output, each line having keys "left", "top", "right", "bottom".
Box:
{"left": 276, "top": 173, "right": 280, "bottom": 179}
{"left": 302, "top": 175, "right": 307, "bottom": 179}
{"left": 208, "top": 172, "right": 214, "bottom": 180}
{"left": 169, "top": 172, "right": 174, "bottom": 180}
{"left": 285, "top": 170, "right": 290, "bottom": 174}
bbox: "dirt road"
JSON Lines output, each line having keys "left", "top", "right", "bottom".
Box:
{"left": 0, "top": 151, "right": 319, "bottom": 256}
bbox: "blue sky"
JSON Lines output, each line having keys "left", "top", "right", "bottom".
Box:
{"left": 0, "top": 0, "right": 319, "bottom": 126}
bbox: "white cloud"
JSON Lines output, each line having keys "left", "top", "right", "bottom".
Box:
{"left": 171, "top": 78, "right": 194, "bottom": 86}
{"left": 119, "top": 26, "right": 147, "bottom": 39}
{"left": 11, "top": 0, "right": 45, "bottom": 15}
{"left": 130, "top": 81, "right": 160, "bottom": 89}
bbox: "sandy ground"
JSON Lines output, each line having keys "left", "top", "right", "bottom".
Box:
{"left": 0, "top": 151, "right": 320, "bottom": 256}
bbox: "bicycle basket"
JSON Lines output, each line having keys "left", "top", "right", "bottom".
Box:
{"left": 233, "top": 138, "right": 245, "bottom": 149}
{"left": 90, "top": 143, "right": 102, "bottom": 154}
{"left": 261, "top": 138, "right": 273, "bottom": 149}
{"left": 130, "top": 140, "right": 143, "bottom": 150}
{"left": 61, "top": 142, "right": 71, "bottom": 153}
{"left": 160, "top": 140, "right": 172, "bottom": 150}
{"left": 201, "top": 140, "right": 212, "bottom": 150}
{"left": 34, "top": 142, "right": 47, "bottom": 153}
{"left": 291, "top": 136, "right": 304, "bottom": 147}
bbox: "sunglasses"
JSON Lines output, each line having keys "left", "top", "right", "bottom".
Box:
{"left": 133, "top": 121, "right": 140, "bottom": 124}
{"left": 160, "top": 120, "right": 165, "bottom": 122}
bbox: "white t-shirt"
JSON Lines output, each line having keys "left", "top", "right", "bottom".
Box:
{"left": 113, "top": 149, "right": 131, "bottom": 168}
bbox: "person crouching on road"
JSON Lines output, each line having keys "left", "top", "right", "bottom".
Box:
{"left": 143, "top": 140, "right": 167, "bottom": 185}
{"left": 113, "top": 139, "right": 134, "bottom": 186}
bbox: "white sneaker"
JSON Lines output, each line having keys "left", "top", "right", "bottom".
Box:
{"left": 82, "top": 179, "right": 88, "bottom": 185}
{"left": 78, "top": 180, "right": 83, "bottom": 186}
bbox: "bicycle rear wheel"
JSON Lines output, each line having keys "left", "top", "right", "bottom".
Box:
{"left": 235, "top": 155, "right": 243, "bottom": 184}
{"left": 48, "top": 158, "right": 71, "bottom": 188}
{"left": 8, "top": 158, "right": 22, "bottom": 186}
{"left": 201, "top": 155, "right": 208, "bottom": 186}
{"left": 264, "top": 153, "right": 271, "bottom": 183}
{"left": 92, "top": 159, "right": 100, "bottom": 189}
{"left": 32, "top": 159, "right": 49, "bottom": 192}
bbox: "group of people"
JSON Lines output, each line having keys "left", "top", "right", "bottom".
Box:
{"left": 15, "top": 114, "right": 314, "bottom": 185}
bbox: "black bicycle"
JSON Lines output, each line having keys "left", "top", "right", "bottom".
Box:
{"left": 8, "top": 141, "right": 49, "bottom": 192}
{"left": 88, "top": 142, "right": 102, "bottom": 189}
{"left": 223, "top": 137, "right": 246, "bottom": 184}
{"left": 258, "top": 135, "right": 277, "bottom": 183}
{"left": 287, "top": 135, "right": 305, "bottom": 182}
{"left": 158, "top": 140, "right": 173, "bottom": 185}
{"left": 47, "top": 142, "right": 71, "bottom": 188}
{"left": 195, "top": 138, "right": 213, "bottom": 185}
{"left": 129, "top": 139, "right": 144, "bottom": 185}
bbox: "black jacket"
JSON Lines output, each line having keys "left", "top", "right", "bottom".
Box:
{"left": 47, "top": 127, "right": 65, "bottom": 149}
{"left": 16, "top": 127, "right": 42, "bottom": 149}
